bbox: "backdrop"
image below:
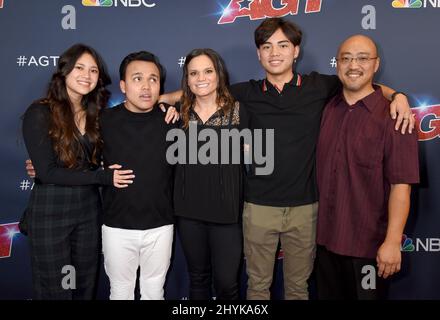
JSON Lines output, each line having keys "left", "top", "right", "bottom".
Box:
{"left": 0, "top": 0, "right": 439, "bottom": 300}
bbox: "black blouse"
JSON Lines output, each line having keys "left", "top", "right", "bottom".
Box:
{"left": 173, "top": 102, "right": 249, "bottom": 224}
{"left": 22, "top": 103, "right": 112, "bottom": 186}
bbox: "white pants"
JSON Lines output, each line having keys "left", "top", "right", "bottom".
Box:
{"left": 102, "top": 224, "right": 174, "bottom": 300}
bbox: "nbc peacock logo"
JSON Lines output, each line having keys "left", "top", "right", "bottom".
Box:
{"left": 392, "top": 0, "right": 423, "bottom": 8}
{"left": 82, "top": 0, "right": 156, "bottom": 8}
{"left": 82, "top": 0, "right": 113, "bottom": 7}
{"left": 401, "top": 234, "right": 415, "bottom": 252}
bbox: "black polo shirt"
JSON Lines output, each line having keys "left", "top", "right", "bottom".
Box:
{"left": 230, "top": 72, "right": 340, "bottom": 207}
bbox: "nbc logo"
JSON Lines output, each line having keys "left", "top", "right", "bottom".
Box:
{"left": 82, "top": 0, "right": 156, "bottom": 7}
{"left": 392, "top": 0, "right": 440, "bottom": 8}
{"left": 392, "top": 0, "right": 422, "bottom": 7}
{"left": 82, "top": 0, "right": 112, "bottom": 6}
{"left": 401, "top": 234, "right": 415, "bottom": 251}
{"left": 401, "top": 234, "right": 440, "bottom": 252}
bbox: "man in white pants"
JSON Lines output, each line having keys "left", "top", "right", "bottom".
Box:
{"left": 99, "top": 51, "right": 177, "bottom": 300}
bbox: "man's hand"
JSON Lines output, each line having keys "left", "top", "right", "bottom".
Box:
{"left": 108, "top": 164, "right": 135, "bottom": 188}
{"left": 25, "top": 159, "right": 36, "bottom": 179}
{"left": 390, "top": 93, "right": 415, "bottom": 134}
{"left": 159, "top": 103, "right": 180, "bottom": 124}
{"left": 376, "top": 240, "right": 402, "bottom": 279}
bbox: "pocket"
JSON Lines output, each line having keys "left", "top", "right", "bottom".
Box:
{"left": 352, "top": 132, "right": 383, "bottom": 169}
{"left": 242, "top": 202, "right": 250, "bottom": 219}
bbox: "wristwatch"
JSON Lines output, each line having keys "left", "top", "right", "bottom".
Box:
{"left": 391, "top": 91, "right": 406, "bottom": 101}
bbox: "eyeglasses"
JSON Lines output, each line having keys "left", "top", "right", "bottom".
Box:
{"left": 336, "top": 56, "right": 378, "bottom": 66}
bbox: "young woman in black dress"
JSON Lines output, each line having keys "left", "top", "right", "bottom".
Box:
{"left": 174, "top": 48, "right": 248, "bottom": 300}
{"left": 22, "top": 44, "right": 134, "bottom": 300}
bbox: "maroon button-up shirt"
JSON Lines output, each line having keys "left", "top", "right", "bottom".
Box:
{"left": 316, "top": 87, "right": 419, "bottom": 259}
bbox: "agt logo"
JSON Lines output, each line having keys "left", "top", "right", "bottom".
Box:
{"left": 413, "top": 104, "right": 440, "bottom": 141}
{"left": 218, "top": 0, "right": 322, "bottom": 24}
{"left": 401, "top": 234, "right": 440, "bottom": 252}
{"left": 82, "top": 0, "right": 156, "bottom": 8}
{"left": 0, "top": 222, "right": 20, "bottom": 259}
{"left": 392, "top": 0, "right": 440, "bottom": 8}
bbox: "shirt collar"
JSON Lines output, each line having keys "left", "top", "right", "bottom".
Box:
{"left": 335, "top": 85, "right": 383, "bottom": 113}
{"left": 361, "top": 85, "right": 383, "bottom": 112}
{"left": 262, "top": 73, "right": 302, "bottom": 93}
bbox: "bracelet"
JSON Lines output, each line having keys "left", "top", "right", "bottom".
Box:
{"left": 391, "top": 91, "right": 406, "bottom": 101}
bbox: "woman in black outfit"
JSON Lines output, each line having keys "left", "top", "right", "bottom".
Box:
{"left": 174, "top": 48, "right": 248, "bottom": 300}
{"left": 22, "top": 44, "right": 134, "bottom": 300}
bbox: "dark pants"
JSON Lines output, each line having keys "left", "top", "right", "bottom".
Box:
{"left": 176, "top": 217, "right": 243, "bottom": 300}
{"left": 315, "top": 245, "right": 389, "bottom": 300}
{"left": 28, "top": 185, "right": 101, "bottom": 300}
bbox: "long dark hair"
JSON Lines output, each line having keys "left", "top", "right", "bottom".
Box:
{"left": 180, "top": 48, "right": 235, "bottom": 129}
{"left": 37, "top": 44, "right": 111, "bottom": 168}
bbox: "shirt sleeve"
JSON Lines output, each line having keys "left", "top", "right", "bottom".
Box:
{"left": 313, "top": 72, "right": 342, "bottom": 101}
{"left": 22, "top": 104, "right": 113, "bottom": 186}
{"left": 384, "top": 119, "right": 420, "bottom": 184}
{"left": 229, "top": 82, "right": 249, "bottom": 102}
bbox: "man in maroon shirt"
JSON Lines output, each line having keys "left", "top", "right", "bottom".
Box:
{"left": 315, "top": 35, "right": 419, "bottom": 300}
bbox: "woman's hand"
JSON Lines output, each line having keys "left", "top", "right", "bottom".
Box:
{"left": 26, "top": 159, "right": 36, "bottom": 178}
{"left": 109, "top": 164, "right": 135, "bottom": 188}
{"left": 159, "top": 103, "right": 180, "bottom": 124}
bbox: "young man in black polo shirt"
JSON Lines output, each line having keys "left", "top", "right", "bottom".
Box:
{"left": 160, "top": 18, "right": 414, "bottom": 300}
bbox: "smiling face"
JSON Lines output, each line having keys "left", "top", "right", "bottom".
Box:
{"left": 65, "top": 53, "right": 99, "bottom": 101}
{"left": 120, "top": 60, "right": 160, "bottom": 113}
{"left": 337, "top": 35, "right": 380, "bottom": 96}
{"left": 186, "top": 54, "right": 218, "bottom": 100}
{"left": 257, "top": 28, "right": 300, "bottom": 82}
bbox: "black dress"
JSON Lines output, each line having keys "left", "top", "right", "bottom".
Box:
{"left": 173, "top": 101, "right": 249, "bottom": 300}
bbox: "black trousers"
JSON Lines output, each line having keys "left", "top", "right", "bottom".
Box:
{"left": 27, "top": 185, "right": 101, "bottom": 300}
{"left": 315, "top": 245, "right": 389, "bottom": 300}
{"left": 176, "top": 217, "right": 243, "bottom": 300}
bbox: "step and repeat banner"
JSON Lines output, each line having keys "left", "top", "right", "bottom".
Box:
{"left": 0, "top": 0, "right": 439, "bottom": 299}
